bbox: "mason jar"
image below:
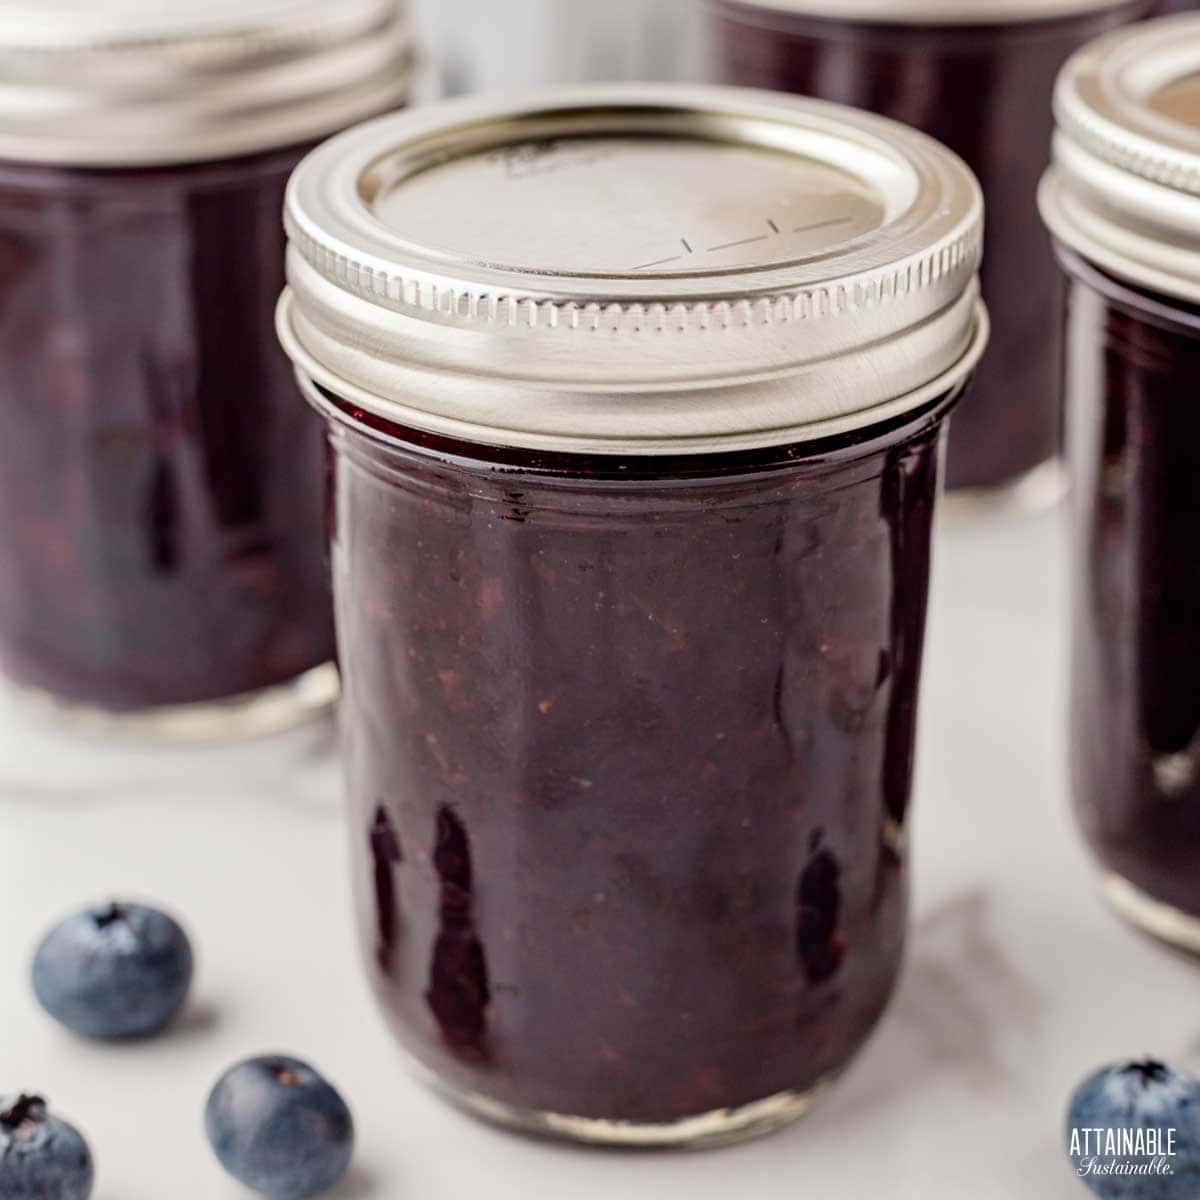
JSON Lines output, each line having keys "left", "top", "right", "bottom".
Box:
{"left": 1041, "top": 15, "right": 1200, "bottom": 952}
{"left": 279, "top": 85, "right": 986, "bottom": 1146}
{"left": 711, "top": 0, "right": 1152, "bottom": 498}
{"left": 0, "top": 0, "right": 412, "bottom": 736}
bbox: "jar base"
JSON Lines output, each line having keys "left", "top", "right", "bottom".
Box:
{"left": 1103, "top": 873, "right": 1200, "bottom": 956}
{"left": 9, "top": 661, "right": 340, "bottom": 742}
{"left": 944, "top": 457, "right": 1068, "bottom": 516}
{"left": 443, "top": 1079, "right": 835, "bottom": 1149}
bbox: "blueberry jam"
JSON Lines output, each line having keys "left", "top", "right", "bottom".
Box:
{"left": 0, "top": 144, "right": 335, "bottom": 712}
{"left": 328, "top": 385, "right": 954, "bottom": 1126}
{"left": 712, "top": 0, "right": 1152, "bottom": 491}
{"left": 1060, "top": 247, "right": 1200, "bottom": 921}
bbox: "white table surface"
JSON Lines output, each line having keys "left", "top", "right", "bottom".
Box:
{"left": 0, "top": 498, "right": 1193, "bottom": 1200}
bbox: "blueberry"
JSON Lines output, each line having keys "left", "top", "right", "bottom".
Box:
{"left": 31, "top": 901, "right": 193, "bottom": 1040}
{"left": 0, "top": 1095, "right": 93, "bottom": 1200}
{"left": 205, "top": 1055, "right": 354, "bottom": 1199}
{"left": 1067, "top": 1059, "right": 1200, "bottom": 1199}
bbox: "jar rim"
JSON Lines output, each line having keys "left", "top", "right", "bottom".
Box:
{"left": 712, "top": 0, "right": 1143, "bottom": 27}
{"left": 297, "top": 369, "right": 968, "bottom": 481}
{"left": 0, "top": 0, "right": 413, "bottom": 166}
{"left": 279, "top": 289, "right": 989, "bottom": 458}
{"left": 1042, "top": 13, "right": 1200, "bottom": 304}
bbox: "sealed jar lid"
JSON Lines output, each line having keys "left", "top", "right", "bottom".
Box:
{"left": 1041, "top": 14, "right": 1200, "bottom": 303}
{"left": 713, "top": 0, "right": 1141, "bottom": 28}
{"left": 0, "top": 0, "right": 413, "bottom": 166}
{"left": 279, "top": 84, "right": 986, "bottom": 456}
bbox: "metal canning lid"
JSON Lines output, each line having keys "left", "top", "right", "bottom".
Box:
{"left": 712, "top": 0, "right": 1141, "bottom": 28}
{"left": 0, "top": 0, "right": 414, "bottom": 166}
{"left": 279, "top": 84, "right": 986, "bottom": 457}
{"left": 1041, "top": 14, "right": 1200, "bottom": 304}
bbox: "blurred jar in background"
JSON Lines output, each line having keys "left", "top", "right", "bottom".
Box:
{"left": 0, "top": 0, "right": 412, "bottom": 736}
{"left": 411, "top": 0, "right": 708, "bottom": 97}
{"left": 1041, "top": 16, "right": 1200, "bottom": 953}
{"left": 711, "top": 0, "right": 1153, "bottom": 498}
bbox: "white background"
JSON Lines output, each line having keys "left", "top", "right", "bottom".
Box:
{"left": 1, "top": 500, "right": 1193, "bottom": 1200}
{"left": 409, "top": 0, "right": 711, "bottom": 98}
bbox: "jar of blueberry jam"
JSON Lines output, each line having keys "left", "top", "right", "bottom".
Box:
{"left": 280, "top": 85, "right": 986, "bottom": 1146}
{"left": 1042, "top": 16, "right": 1200, "bottom": 952}
{"left": 0, "top": 0, "right": 412, "bottom": 735}
{"left": 711, "top": 0, "right": 1153, "bottom": 499}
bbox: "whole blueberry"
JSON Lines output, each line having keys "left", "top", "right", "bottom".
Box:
{"left": 32, "top": 901, "right": 193, "bottom": 1040}
{"left": 1067, "top": 1059, "right": 1200, "bottom": 1199}
{"left": 205, "top": 1055, "right": 354, "bottom": 1199}
{"left": 0, "top": 1095, "right": 93, "bottom": 1200}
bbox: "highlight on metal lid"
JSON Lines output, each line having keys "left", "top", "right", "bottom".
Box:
{"left": 279, "top": 84, "right": 987, "bottom": 457}
{"left": 0, "top": 0, "right": 414, "bottom": 166}
{"left": 1041, "top": 13, "right": 1200, "bottom": 302}
{"left": 710, "top": 0, "right": 1142, "bottom": 29}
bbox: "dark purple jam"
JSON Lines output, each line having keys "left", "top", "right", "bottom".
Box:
{"left": 323, "top": 385, "right": 957, "bottom": 1125}
{"left": 713, "top": 0, "right": 1153, "bottom": 491}
{"left": 1059, "top": 246, "right": 1200, "bottom": 919}
{"left": 0, "top": 145, "right": 335, "bottom": 711}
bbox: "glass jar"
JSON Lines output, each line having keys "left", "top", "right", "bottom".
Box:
{"left": 280, "top": 86, "right": 987, "bottom": 1145}
{"left": 1041, "top": 15, "right": 1200, "bottom": 951}
{"left": 711, "top": 0, "right": 1153, "bottom": 498}
{"left": 0, "top": 0, "right": 413, "bottom": 736}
